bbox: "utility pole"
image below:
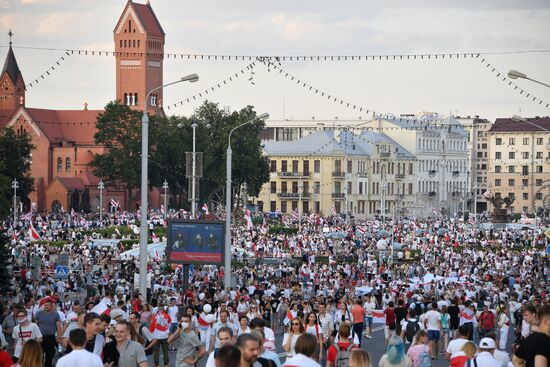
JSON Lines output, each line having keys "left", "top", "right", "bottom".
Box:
{"left": 163, "top": 180, "right": 169, "bottom": 219}
{"left": 298, "top": 179, "right": 303, "bottom": 233}
{"left": 12, "top": 178, "right": 18, "bottom": 225}
{"left": 98, "top": 180, "right": 104, "bottom": 222}
{"left": 191, "top": 123, "right": 197, "bottom": 218}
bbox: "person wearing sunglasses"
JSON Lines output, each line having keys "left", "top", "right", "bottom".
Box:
{"left": 283, "top": 319, "right": 304, "bottom": 358}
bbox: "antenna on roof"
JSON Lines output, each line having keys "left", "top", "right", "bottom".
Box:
{"left": 8, "top": 29, "right": 13, "bottom": 47}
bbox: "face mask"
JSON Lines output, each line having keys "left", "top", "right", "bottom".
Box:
{"left": 17, "top": 318, "right": 26, "bottom": 324}
{"left": 181, "top": 322, "right": 190, "bottom": 329}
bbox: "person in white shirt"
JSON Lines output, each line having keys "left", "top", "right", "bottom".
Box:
{"left": 446, "top": 324, "right": 469, "bottom": 359}
{"left": 472, "top": 338, "right": 500, "bottom": 367}
{"left": 12, "top": 309, "right": 43, "bottom": 361}
{"left": 283, "top": 333, "right": 321, "bottom": 367}
{"left": 205, "top": 327, "right": 233, "bottom": 367}
{"left": 424, "top": 302, "right": 442, "bottom": 359}
{"left": 56, "top": 328, "right": 103, "bottom": 367}
{"left": 363, "top": 295, "right": 377, "bottom": 339}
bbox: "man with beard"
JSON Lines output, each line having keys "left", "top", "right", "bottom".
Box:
{"left": 236, "top": 333, "right": 261, "bottom": 367}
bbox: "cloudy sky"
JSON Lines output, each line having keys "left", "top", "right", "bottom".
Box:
{"left": 1, "top": 0, "right": 549, "bottom": 121}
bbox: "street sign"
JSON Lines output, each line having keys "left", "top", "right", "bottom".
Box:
{"left": 546, "top": 244, "right": 550, "bottom": 256}
{"left": 31, "top": 256, "right": 41, "bottom": 280}
{"left": 58, "top": 253, "right": 69, "bottom": 266}
{"left": 55, "top": 266, "right": 69, "bottom": 279}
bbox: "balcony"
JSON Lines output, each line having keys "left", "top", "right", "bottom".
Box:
{"left": 451, "top": 191, "right": 461, "bottom": 198}
{"left": 380, "top": 152, "right": 391, "bottom": 158}
{"left": 357, "top": 172, "right": 368, "bottom": 178}
{"left": 396, "top": 194, "right": 405, "bottom": 199}
{"left": 332, "top": 171, "right": 346, "bottom": 178}
{"left": 428, "top": 170, "right": 437, "bottom": 177}
{"left": 428, "top": 191, "right": 436, "bottom": 197}
{"left": 396, "top": 173, "right": 405, "bottom": 180}
{"left": 278, "top": 171, "right": 311, "bottom": 178}
{"left": 277, "top": 192, "right": 310, "bottom": 199}
{"left": 331, "top": 193, "right": 346, "bottom": 199}
{"left": 452, "top": 171, "right": 460, "bottom": 177}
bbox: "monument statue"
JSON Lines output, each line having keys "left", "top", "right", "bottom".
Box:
{"left": 489, "top": 196, "right": 514, "bottom": 223}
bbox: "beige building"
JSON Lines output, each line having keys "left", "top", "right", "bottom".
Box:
{"left": 487, "top": 117, "right": 550, "bottom": 214}
{"left": 255, "top": 129, "right": 417, "bottom": 218}
{"left": 456, "top": 116, "right": 492, "bottom": 213}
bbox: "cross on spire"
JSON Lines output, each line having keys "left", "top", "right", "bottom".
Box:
{"left": 8, "top": 29, "right": 13, "bottom": 46}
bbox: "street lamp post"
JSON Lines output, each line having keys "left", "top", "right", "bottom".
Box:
{"left": 298, "top": 179, "right": 303, "bottom": 233}
{"left": 225, "top": 113, "right": 269, "bottom": 288}
{"left": 508, "top": 70, "right": 550, "bottom": 88}
{"left": 191, "top": 123, "right": 198, "bottom": 218}
{"left": 139, "top": 73, "right": 199, "bottom": 300}
{"left": 162, "top": 180, "right": 169, "bottom": 219}
{"left": 12, "top": 178, "right": 18, "bottom": 224}
{"left": 98, "top": 180, "right": 104, "bottom": 222}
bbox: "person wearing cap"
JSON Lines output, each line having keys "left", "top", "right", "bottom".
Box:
{"left": 472, "top": 338, "right": 500, "bottom": 367}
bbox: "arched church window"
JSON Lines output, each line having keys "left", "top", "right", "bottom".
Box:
{"left": 124, "top": 40, "right": 127, "bottom": 47}
{"left": 137, "top": 40, "right": 140, "bottom": 48}
{"left": 120, "top": 40, "right": 122, "bottom": 48}
{"left": 124, "top": 93, "right": 128, "bottom": 105}
{"left": 66, "top": 158, "right": 71, "bottom": 172}
{"left": 134, "top": 93, "right": 138, "bottom": 106}
{"left": 57, "top": 157, "right": 62, "bottom": 171}
{"left": 133, "top": 40, "right": 136, "bottom": 48}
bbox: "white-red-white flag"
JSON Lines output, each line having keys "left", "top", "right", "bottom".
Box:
{"left": 202, "top": 204, "right": 209, "bottom": 215}
{"left": 291, "top": 209, "right": 299, "bottom": 220}
{"left": 29, "top": 223, "right": 40, "bottom": 241}
{"left": 483, "top": 190, "right": 491, "bottom": 198}
{"left": 244, "top": 210, "right": 253, "bottom": 230}
{"left": 332, "top": 206, "right": 337, "bottom": 215}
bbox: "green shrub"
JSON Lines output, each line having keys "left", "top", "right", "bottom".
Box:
{"left": 268, "top": 226, "right": 298, "bottom": 235}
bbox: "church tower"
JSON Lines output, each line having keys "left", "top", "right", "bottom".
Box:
{"left": 0, "top": 30, "right": 25, "bottom": 128}
{"left": 114, "top": 0, "right": 165, "bottom": 113}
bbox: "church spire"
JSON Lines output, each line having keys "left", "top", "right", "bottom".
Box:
{"left": 2, "top": 29, "right": 22, "bottom": 84}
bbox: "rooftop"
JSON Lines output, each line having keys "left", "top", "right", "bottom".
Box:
{"left": 489, "top": 117, "right": 550, "bottom": 132}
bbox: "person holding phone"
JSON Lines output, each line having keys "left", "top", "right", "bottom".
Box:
{"left": 168, "top": 314, "right": 207, "bottom": 367}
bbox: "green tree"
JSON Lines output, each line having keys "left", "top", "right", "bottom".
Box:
{"left": 0, "top": 230, "right": 12, "bottom": 294}
{"left": 90, "top": 101, "right": 145, "bottom": 208}
{"left": 0, "top": 127, "right": 34, "bottom": 216}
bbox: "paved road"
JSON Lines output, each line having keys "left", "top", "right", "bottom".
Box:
{"left": 147, "top": 324, "right": 455, "bottom": 367}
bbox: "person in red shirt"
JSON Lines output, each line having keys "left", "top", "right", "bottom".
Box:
{"left": 351, "top": 299, "right": 366, "bottom": 345}
{"left": 326, "top": 323, "right": 358, "bottom": 367}
{"left": 384, "top": 301, "right": 397, "bottom": 348}
{"left": 0, "top": 347, "right": 13, "bottom": 367}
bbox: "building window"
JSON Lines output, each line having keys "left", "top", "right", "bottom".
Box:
{"left": 292, "top": 160, "right": 299, "bottom": 174}
{"left": 303, "top": 201, "right": 309, "bottom": 213}
{"left": 495, "top": 152, "right": 501, "bottom": 159}
{"left": 522, "top": 166, "right": 529, "bottom": 175}
{"left": 270, "top": 160, "right": 277, "bottom": 173}
{"left": 270, "top": 201, "right": 276, "bottom": 212}
{"left": 509, "top": 152, "right": 515, "bottom": 159}
{"left": 291, "top": 201, "right": 298, "bottom": 210}
{"left": 292, "top": 181, "right": 298, "bottom": 193}
{"left": 477, "top": 152, "right": 483, "bottom": 158}
{"left": 496, "top": 138, "right": 502, "bottom": 145}
{"left": 536, "top": 137, "right": 543, "bottom": 145}
{"left": 359, "top": 182, "right": 363, "bottom": 195}
{"left": 281, "top": 182, "right": 287, "bottom": 193}
{"left": 120, "top": 40, "right": 123, "bottom": 48}
{"left": 508, "top": 166, "right": 515, "bottom": 173}
{"left": 281, "top": 160, "right": 287, "bottom": 172}
{"left": 481, "top": 164, "right": 487, "bottom": 169}
{"left": 65, "top": 158, "right": 71, "bottom": 172}
{"left": 508, "top": 179, "right": 515, "bottom": 186}
{"left": 523, "top": 138, "right": 529, "bottom": 145}
{"left": 280, "top": 201, "right": 287, "bottom": 213}
{"left": 522, "top": 152, "right": 529, "bottom": 159}
{"left": 523, "top": 193, "right": 528, "bottom": 200}
{"left": 303, "top": 181, "right": 309, "bottom": 194}
{"left": 536, "top": 165, "right": 543, "bottom": 173}
{"left": 303, "top": 160, "right": 310, "bottom": 175}
{"left": 481, "top": 143, "right": 487, "bottom": 149}
{"left": 124, "top": 39, "right": 127, "bottom": 47}
{"left": 335, "top": 160, "right": 342, "bottom": 173}
{"left": 347, "top": 182, "right": 352, "bottom": 194}
{"left": 57, "top": 157, "right": 62, "bottom": 172}
{"left": 347, "top": 160, "right": 352, "bottom": 174}
{"left": 257, "top": 201, "right": 263, "bottom": 212}
{"left": 536, "top": 152, "right": 543, "bottom": 159}
{"left": 508, "top": 193, "right": 515, "bottom": 199}
{"left": 495, "top": 179, "right": 501, "bottom": 186}
{"left": 522, "top": 179, "right": 529, "bottom": 187}
{"left": 132, "top": 39, "right": 136, "bottom": 47}
{"left": 509, "top": 138, "right": 515, "bottom": 145}
{"left": 270, "top": 182, "right": 276, "bottom": 194}
{"left": 536, "top": 179, "right": 542, "bottom": 186}
{"left": 314, "top": 160, "right": 320, "bottom": 173}
{"left": 536, "top": 193, "right": 543, "bottom": 200}
{"left": 495, "top": 166, "right": 501, "bottom": 173}
{"left": 522, "top": 206, "right": 528, "bottom": 213}
{"left": 314, "top": 182, "right": 320, "bottom": 194}
{"left": 408, "top": 183, "right": 413, "bottom": 195}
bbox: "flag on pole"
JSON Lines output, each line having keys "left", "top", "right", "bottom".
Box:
{"left": 70, "top": 208, "right": 76, "bottom": 217}
{"left": 29, "top": 223, "right": 41, "bottom": 241}
{"left": 291, "top": 209, "right": 299, "bottom": 220}
{"left": 202, "top": 204, "right": 209, "bottom": 215}
{"left": 332, "top": 206, "right": 337, "bottom": 215}
{"left": 482, "top": 190, "right": 491, "bottom": 198}
{"left": 244, "top": 210, "right": 253, "bottom": 230}
{"left": 357, "top": 226, "right": 366, "bottom": 234}
{"left": 160, "top": 204, "right": 165, "bottom": 214}
{"left": 152, "top": 232, "right": 159, "bottom": 243}
{"left": 90, "top": 300, "right": 110, "bottom": 315}
{"left": 468, "top": 213, "right": 476, "bottom": 224}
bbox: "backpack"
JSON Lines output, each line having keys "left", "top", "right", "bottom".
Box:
{"left": 139, "top": 326, "right": 154, "bottom": 356}
{"left": 414, "top": 303, "right": 423, "bottom": 317}
{"left": 405, "top": 320, "right": 420, "bottom": 342}
{"left": 335, "top": 343, "right": 354, "bottom": 367}
{"left": 419, "top": 348, "right": 431, "bottom": 367}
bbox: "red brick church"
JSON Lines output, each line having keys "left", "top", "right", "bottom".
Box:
{"left": 0, "top": 0, "right": 167, "bottom": 212}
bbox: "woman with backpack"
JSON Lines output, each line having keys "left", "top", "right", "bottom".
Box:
{"left": 378, "top": 336, "right": 410, "bottom": 367}
{"left": 406, "top": 330, "right": 432, "bottom": 367}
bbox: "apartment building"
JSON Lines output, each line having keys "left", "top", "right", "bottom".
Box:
{"left": 487, "top": 117, "right": 550, "bottom": 213}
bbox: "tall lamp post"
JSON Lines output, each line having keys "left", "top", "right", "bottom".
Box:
{"left": 98, "top": 180, "right": 104, "bottom": 222}
{"left": 12, "top": 178, "right": 18, "bottom": 224}
{"left": 162, "top": 180, "right": 169, "bottom": 219}
{"left": 139, "top": 73, "right": 199, "bottom": 300}
{"left": 225, "top": 112, "right": 269, "bottom": 288}
{"left": 191, "top": 123, "right": 198, "bottom": 218}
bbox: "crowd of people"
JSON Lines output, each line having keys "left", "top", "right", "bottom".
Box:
{"left": 0, "top": 208, "right": 548, "bottom": 367}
